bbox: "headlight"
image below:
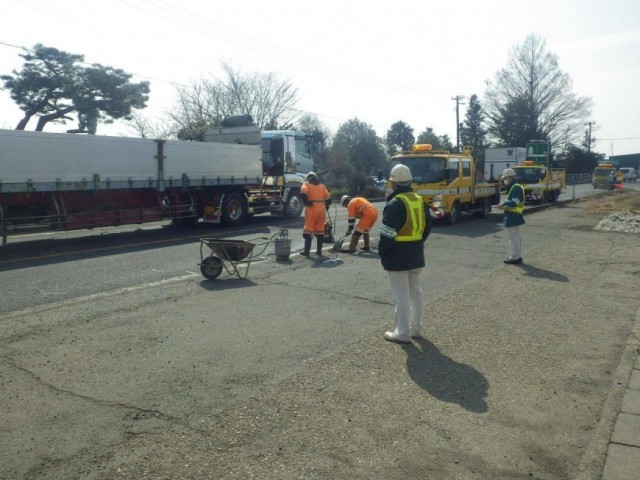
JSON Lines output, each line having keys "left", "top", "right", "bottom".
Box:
{"left": 430, "top": 195, "right": 445, "bottom": 218}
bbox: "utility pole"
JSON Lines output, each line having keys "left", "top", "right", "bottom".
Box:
{"left": 452, "top": 95, "right": 466, "bottom": 153}
{"left": 585, "top": 121, "right": 596, "bottom": 153}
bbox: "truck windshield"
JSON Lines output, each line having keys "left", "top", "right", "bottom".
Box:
{"left": 594, "top": 168, "right": 614, "bottom": 176}
{"left": 391, "top": 157, "right": 446, "bottom": 183}
{"left": 515, "top": 168, "right": 544, "bottom": 182}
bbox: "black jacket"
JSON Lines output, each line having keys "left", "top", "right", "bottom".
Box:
{"left": 378, "top": 186, "right": 431, "bottom": 271}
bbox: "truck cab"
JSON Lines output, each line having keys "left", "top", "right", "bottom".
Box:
{"left": 386, "top": 144, "right": 500, "bottom": 224}
{"left": 592, "top": 163, "right": 622, "bottom": 189}
{"left": 260, "top": 130, "right": 313, "bottom": 176}
{"left": 511, "top": 160, "right": 566, "bottom": 203}
{"left": 205, "top": 123, "right": 315, "bottom": 218}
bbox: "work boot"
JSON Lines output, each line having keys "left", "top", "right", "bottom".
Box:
{"left": 360, "top": 232, "right": 370, "bottom": 251}
{"left": 341, "top": 233, "right": 360, "bottom": 253}
{"left": 316, "top": 236, "right": 324, "bottom": 256}
{"left": 301, "top": 236, "right": 312, "bottom": 256}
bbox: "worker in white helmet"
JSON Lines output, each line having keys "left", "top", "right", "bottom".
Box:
{"left": 496, "top": 168, "right": 525, "bottom": 265}
{"left": 378, "top": 164, "right": 431, "bottom": 344}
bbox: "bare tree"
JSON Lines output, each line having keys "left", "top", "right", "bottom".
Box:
{"left": 484, "top": 34, "right": 592, "bottom": 148}
{"left": 167, "top": 63, "right": 299, "bottom": 139}
{"left": 126, "top": 112, "right": 174, "bottom": 139}
{"left": 168, "top": 80, "right": 227, "bottom": 140}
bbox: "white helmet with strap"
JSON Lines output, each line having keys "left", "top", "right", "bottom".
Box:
{"left": 389, "top": 164, "right": 412, "bottom": 183}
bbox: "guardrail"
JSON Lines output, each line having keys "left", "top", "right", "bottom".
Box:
{"left": 566, "top": 173, "right": 592, "bottom": 185}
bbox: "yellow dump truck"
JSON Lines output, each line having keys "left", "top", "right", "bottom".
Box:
{"left": 386, "top": 144, "right": 501, "bottom": 224}
{"left": 592, "top": 163, "right": 623, "bottom": 189}
{"left": 511, "top": 160, "right": 566, "bottom": 203}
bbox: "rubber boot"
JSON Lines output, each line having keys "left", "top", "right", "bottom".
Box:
{"left": 342, "top": 232, "right": 360, "bottom": 253}
{"left": 316, "top": 236, "right": 324, "bottom": 256}
{"left": 302, "top": 236, "right": 312, "bottom": 256}
{"left": 361, "top": 232, "right": 370, "bottom": 251}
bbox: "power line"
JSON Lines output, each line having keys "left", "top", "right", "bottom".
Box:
{"left": 598, "top": 137, "right": 640, "bottom": 141}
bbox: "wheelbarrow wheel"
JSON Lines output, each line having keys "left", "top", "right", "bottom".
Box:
{"left": 200, "top": 256, "right": 224, "bottom": 279}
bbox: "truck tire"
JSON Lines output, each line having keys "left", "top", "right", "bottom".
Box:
{"left": 284, "top": 191, "right": 303, "bottom": 218}
{"left": 221, "top": 192, "right": 247, "bottom": 226}
{"left": 446, "top": 202, "right": 461, "bottom": 225}
{"left": 474, "top": 198, "right": 492, "bottom": 218}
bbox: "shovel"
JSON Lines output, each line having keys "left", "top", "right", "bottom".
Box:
{"left": 331, "top": 232, "right": 351, "bottom": 252}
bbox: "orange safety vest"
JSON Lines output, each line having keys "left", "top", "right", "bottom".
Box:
{"left": 347, "top": 197, "right": 376, "bottom": 218}
{"left": 301, "top": 182, "right": 330, "bottom": 206}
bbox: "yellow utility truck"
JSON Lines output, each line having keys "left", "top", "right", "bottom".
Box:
{"left": 511, "top": 160, "right": 566, "bottom": 203}
{"left": 386, "top": 144, "right": 501, "bottom": 224}
{"left": 592, "top": 163, "right": 623, "bottom": 189}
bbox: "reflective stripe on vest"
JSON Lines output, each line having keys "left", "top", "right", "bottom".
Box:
{"left": 395, "top": 193, "right": 425, "bottom": 242}
{"left": 504, "top": 184, "right": 524, "bottom": 214}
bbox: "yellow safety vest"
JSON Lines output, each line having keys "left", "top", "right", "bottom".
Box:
{"left": 394, "top": 193, "right": 425, "bottom": 242}
{"left": 504, "top": 184, "right": 524, "bottom": 214}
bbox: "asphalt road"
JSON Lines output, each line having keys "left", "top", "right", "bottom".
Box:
{"left": 0, "top": 182, "right": 603, "bottom": 314}
{"left": 1, "top": 182, "right": 639, "bottom": 479}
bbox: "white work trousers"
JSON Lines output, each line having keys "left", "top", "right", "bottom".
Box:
{"left": 387, "top": 268, "right": 424, "bottom": 337}
{"left": 507, "top": 226, "right": 522, "bottom": 260}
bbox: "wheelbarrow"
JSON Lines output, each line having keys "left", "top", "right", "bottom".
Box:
{"left": 199, "top": 236, "right": 270, "bottom": 280}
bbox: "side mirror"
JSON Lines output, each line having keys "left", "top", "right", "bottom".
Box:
{"left": 377, "top": 169, "right": 384, "bottom": 181}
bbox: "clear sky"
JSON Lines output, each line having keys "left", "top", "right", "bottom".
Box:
{"left": 1, "top": 0, "right": 639, "bottom": 156}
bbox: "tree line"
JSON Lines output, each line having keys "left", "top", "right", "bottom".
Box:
{"left": 1, "top": 35, "right": 602, "bottom": 195}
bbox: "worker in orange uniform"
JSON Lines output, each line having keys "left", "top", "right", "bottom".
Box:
{"left": 300, "top": 172, "right": 331, "bottom": 256}
{"left": 339, "top": 195, "right": 379, "bottom": 253}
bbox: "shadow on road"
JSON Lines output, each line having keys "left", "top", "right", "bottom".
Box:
{"left": 197, "top": 278, "right": 258, "bottom": 290}
{"left": 402, "top": 337, "right": 489, "bottom": 413}
{"left": 518, "top": 263, "right": 569, "bottom": 282}
{"left": 432, "top": 214, "right": 504, "bottom": 238}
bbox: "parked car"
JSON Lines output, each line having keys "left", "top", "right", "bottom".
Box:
{"left": 619, "top": 167, "right": 638, "bottom": 182}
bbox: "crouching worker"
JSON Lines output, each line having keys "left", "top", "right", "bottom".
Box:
{"left": 339, "top": 195, "right": 379, "bottom": 253}
{"left": 300, "top": 172, "right": 331, "bottom": 256}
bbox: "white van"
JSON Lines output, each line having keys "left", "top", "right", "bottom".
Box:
{"left": 619, "top": 167, "right": 638, "bottom": 182}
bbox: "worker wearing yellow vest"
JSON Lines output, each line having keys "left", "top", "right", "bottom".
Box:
{"left": 496, "top": 168, "right": 525, "bottom": 265}
{"left": 378, "top": 164, "right": 431, "bottom": 344}
{"left": 339, "top": 195, "right": 379, "bottom": 253}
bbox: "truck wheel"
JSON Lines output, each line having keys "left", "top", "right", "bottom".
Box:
{"left": 222, "top": 192, "right": 247, "bottom": 226}
{"left": 284, "top": 191, "right": 303, "bottom": 218}
{"left": 549, "top": 191, "right": 558, "bottom": 203}
{"left": 200, "top": 256, "right": 223, "bottom": 279}
{"left": 474, "top": 198, "right": 491, "bottom": 218}
{"left": 446, "top": 202, "right": 461, "bottom": 225}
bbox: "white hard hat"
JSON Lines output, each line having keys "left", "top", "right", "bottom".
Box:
{"left": 306, "top": 171, "right": 318, "bottom": 180}
{"left": 389, "top": 164, "right": 412, "bottom": 183}
{"left": 340, "top": 195, "right": 351, "bottom": 206}
{"left": 502, "top": 168, "right": 516, "bottom": 178}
